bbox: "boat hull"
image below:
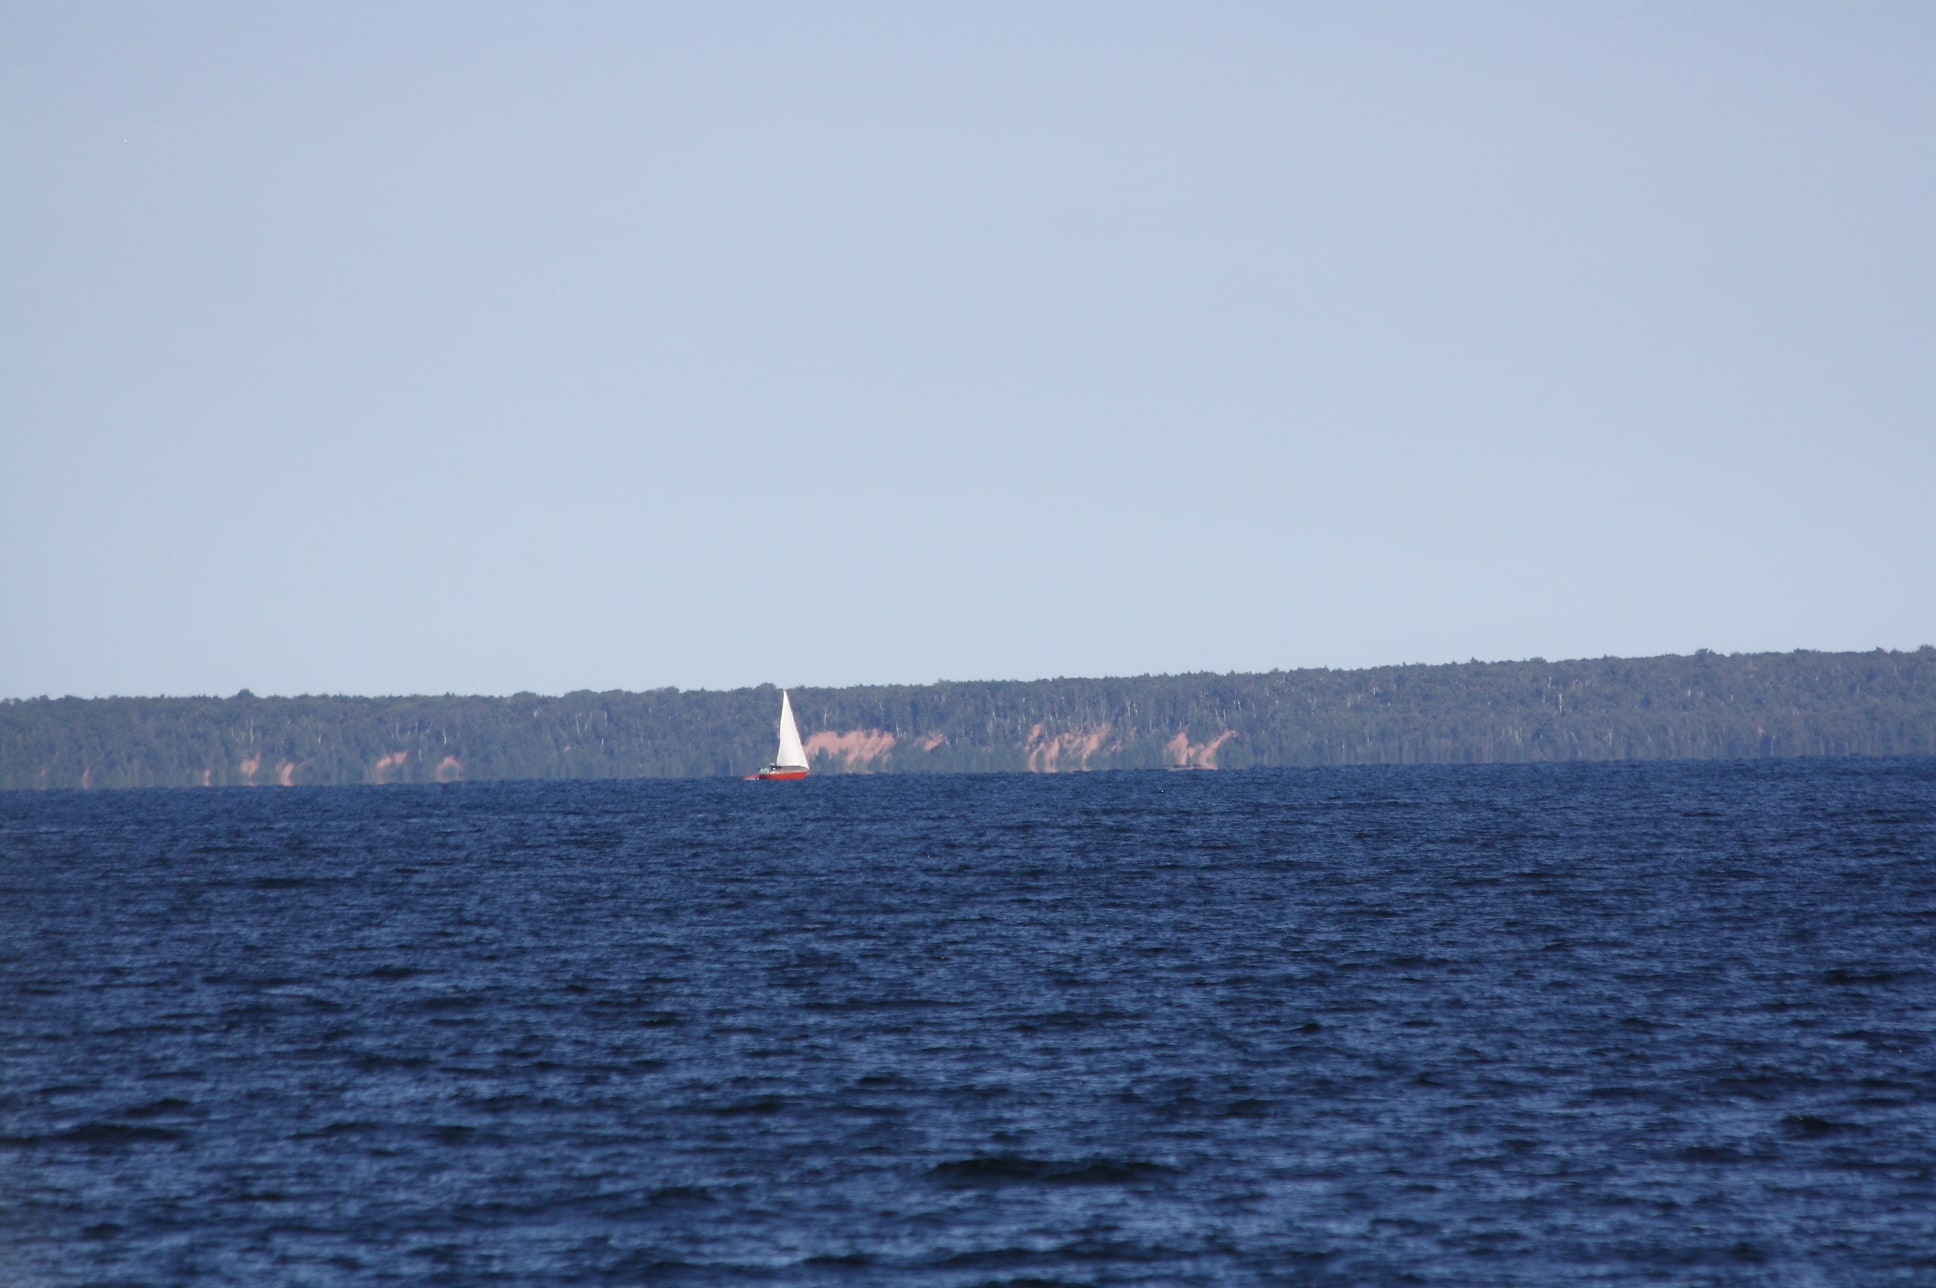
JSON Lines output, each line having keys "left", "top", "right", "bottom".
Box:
{"left": 750, "top": 691, "right": 811, "bottom": 780}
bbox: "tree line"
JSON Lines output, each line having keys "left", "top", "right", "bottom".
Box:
{"left": 3, "top": 647, "right": 1932, "bottom": 790}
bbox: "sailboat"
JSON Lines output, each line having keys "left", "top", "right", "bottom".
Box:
{"left": 746, "top": 689, "right": 810, "bottom": 781}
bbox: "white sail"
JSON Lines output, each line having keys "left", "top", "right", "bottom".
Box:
{"left": 774, "top": 690, "right": 808, "bottom": 769}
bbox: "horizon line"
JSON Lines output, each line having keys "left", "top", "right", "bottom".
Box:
{"left": 7, "top": 643, "right": 1933, "bottom": 704}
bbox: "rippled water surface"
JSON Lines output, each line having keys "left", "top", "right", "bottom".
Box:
{"left": 3, "top": 760, "right": 1934, "bottom": 1285}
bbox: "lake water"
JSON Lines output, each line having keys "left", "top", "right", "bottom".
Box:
{"left": 3, "top": 760, "right": 1933, "bottom": 1285}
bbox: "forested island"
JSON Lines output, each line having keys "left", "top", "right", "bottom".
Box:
{"left": 3, "top": 648, "right": 1932, "bottom": 790}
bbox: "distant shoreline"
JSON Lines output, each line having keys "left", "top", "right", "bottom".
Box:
{"left": 5, "top": 648, "right": 1932, "bottom": 790}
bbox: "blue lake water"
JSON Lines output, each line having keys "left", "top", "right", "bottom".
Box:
{"left": 2, "top": 760, "right": 1933, "bottom": 1285}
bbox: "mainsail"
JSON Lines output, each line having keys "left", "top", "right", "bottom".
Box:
{"left": 774, "top": 690, "right": 808, "bottom": 769}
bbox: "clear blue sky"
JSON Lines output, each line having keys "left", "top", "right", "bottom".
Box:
{"left": 4, "top": 3, "right": 1932, "bottom": 698}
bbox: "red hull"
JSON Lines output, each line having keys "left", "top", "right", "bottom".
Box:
{"left": 745, "top": 769, "right": 809, "bottom": 781}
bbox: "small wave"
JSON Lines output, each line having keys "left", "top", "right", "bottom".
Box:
{"left": 416, "top": 991, "right": 489, "bottom": 1010}
{"left": 58, "top": 1122, "right": 185, "bottom": 1146}
{"left": 122, "top": 1097, "right": 193, "bottom": 1118}
{"left": 928, "top": 1155, "right": 1171, "bottom": 1186}
{"left": 1220, "top": 1097, "right": 1275, "bottom": 1118}
{"left": 1713, "top": 1072, "right": 1817, "bottom": 1100}
{"left": 645, "top": 1185, "right": 717, "bottom": 1206}
{"left": 855, "top": 1072, "right": 914, "bottom": 1088}
{"left": 1581, "top": 1084, "right": 1669, "bottom": 1103}
{"left": 202, "top": 973, "right": 302, "bottom": 989}
{"left": 1823, "top": 966, "right": 1912, "bottom": 986}
{"left": 707, "top": 1095, "right": 788, "bottom": 1116}
{"left": 584, "top": 1008, "right": 687, "bottom": 1027}
{"left": 1781, "top": 1114, "right": 1864, "bottom": 1137}
{"left": 801, "top": 996, "right": 959, "bottom": 1011}
{"left": 1008, "top": 1010, "right": 1128, "bottom": 1031}
{"left": 297, "top": 1120, "right": 385, "bottom": 1139}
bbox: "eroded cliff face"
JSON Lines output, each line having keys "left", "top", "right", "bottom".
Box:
{"left": 374, "top": 751, "right": 409, "bottom": 784}
{"left": 235, "top": 755, "right": 302, "bottom": 786}
{"left": 1025, "top": 723, "right": 1117, "bottom": 772}
{"left": 1167, "top": 730, "right": 1236, "bottom": 769}
{"left": 42, "top": 723, "right": 1235, "bottom": 786}
{"left": 803, "top": 722, "right": 1129, "bottom": 774}
{"left": 795, "top": 723, "right": 1235, "bottom": 773}
{"left": 805, "top": 729, "right": 899, "bottom": 771}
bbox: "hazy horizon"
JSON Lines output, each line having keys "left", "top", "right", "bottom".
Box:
{"left": 6, "top": 4, "right": 1933, "bottom": 700}
{"left": 8, "top": 642, "right": 1932, "bottom": 704}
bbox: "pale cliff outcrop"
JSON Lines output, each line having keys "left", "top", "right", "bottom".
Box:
{"left": 1025, "top": 723, "right": 1117, "bottom": 772}
{"left": 805, "top": 729, "right": 898, "bottom": 771}
{"left": 1166, "top": 730, "right": 1236, "bottom": 769}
